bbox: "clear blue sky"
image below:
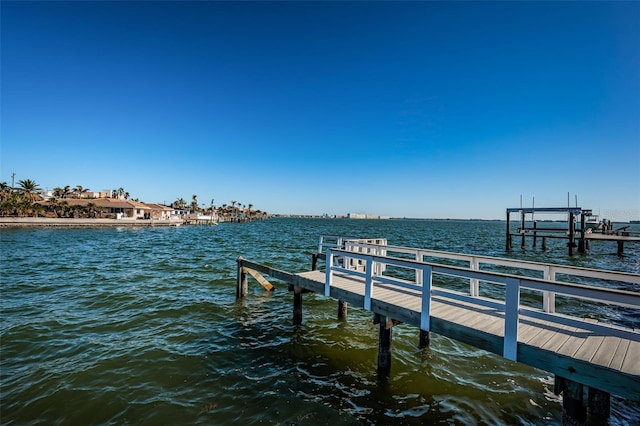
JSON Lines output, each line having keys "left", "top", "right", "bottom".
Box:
{"left": 2, "top": 1, "right": 639, "bottom": 220}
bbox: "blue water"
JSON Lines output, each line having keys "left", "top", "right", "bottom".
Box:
{"left": 1, "top": 218, "right": 638, "bottom": 425}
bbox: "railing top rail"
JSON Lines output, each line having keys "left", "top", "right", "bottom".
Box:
{"left": 319, "top": 235, "right": 378, "bottom": 248}
{"left": 327, "top": 248, "right": 640, "bottom": 308}
{"left": 342, "top": 241, "right": 640, "bottom": 283}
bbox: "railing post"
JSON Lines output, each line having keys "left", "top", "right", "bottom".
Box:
{"left": 543, "top": 266, "right": 556, "bottom": 313}
{"left": 325, "top": 250, "right": 333, "bottom": 297}
{"left": 364, "top": 256, "right": 373, "bottom": 310}
{"left": 504, "top": 277, "right": 520, "bottom": 361}
{"left": 470, "top": 256, "right": 479, "bottom": 297}
{"left": 415, "top": 251, "right": 422, "bottom": 285}
{"left": 420, "top": 265, "right": 432, "bottom": 332}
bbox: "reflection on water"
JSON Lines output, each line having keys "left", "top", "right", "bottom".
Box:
{"left": 1, "top": 219, "right": 638, "bottom": 425}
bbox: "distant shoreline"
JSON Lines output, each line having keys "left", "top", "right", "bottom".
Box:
{"left": 0, "top": 217, "right": 183, "bottom": 227}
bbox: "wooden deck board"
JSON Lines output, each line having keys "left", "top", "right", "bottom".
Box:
{"left": 519, "top": 323, "right": 546, "bottom": 344}
{"left": 622, "top": 340, "right": 640, "bottom": 376}
{"left": 532, "top": 323, "right": 572, "bottom": 349}
{"left": 610, "top": 339, "right": 631, "bottom": 371}
{"left": 590, "top": 336, "right": 622, "bottom": 368}
{"left": 556, "top": 326, "right": 600, "bottom": 358}
{"left": 574, "top": 335, "right": 606, "bottom": 363}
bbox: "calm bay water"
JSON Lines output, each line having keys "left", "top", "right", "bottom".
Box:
{"left": 1, "top": 218, "right": 639, "bottom": 425}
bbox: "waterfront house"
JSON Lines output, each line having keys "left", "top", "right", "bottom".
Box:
{"left": 144, "top": 203, "right": 174, "bottom": 220}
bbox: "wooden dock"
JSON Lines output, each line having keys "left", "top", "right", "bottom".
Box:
{"left": 236, "top": 236, "right": 640, "bottom": 424}
{"left": 506, "top": 206, "right": 640, "bottom": 255}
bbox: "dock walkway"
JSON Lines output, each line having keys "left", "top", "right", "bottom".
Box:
{"left": 236, "top": 236, "right": 640, "bottom": 423}
{"left": 296, "top": 268, "right": 639, "bottom": 396}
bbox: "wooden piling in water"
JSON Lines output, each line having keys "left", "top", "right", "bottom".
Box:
{"left": 419, "top": 330, "right": 430, "bottom": 348}
{"left": 293, "top": 285, "right": 303, "bottom": 325}
{"left": 521, "top": 211, "right": 526, "bottom": 248}
{"left": 506, "top": 213, "right": 511, "bottom": 250}
{"left": 589, "top": 388, "right": 611, "bottom": 420}
{"left": 311, "top": 252, "right": 320, "bottom": 271}
{"left": 236, "top": 256, "right": 248, "bottom": 299}
{"left": 555, "top": 376, "right": 586, "bottom": 425}
{"left": 555, "top": 376, "right": 612, "bottom": 425}
{"left": 337, "top": 300, "right": 348, "bottom": 320}
{"left": 578, "top": 213, "right": 586, "bottom": 253}
{"left": 377, "top": 316, "right": 393, "bottom": 377}
{"left": 568, "top": 212, "right": 575, "bottom": 256}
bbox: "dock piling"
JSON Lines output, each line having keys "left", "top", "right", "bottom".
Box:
{"left": 376, "top": 315, "right": 393, "bottom": 378}
{"left": 419, "top": 330, "right": 430, "bottom": 348}
{"left": 568, "top": 212, "right": 575, "bottom": 256}
{"left": 506, "top": 213, "right": 512, "bottom": 250}
{"left": 337, "top": 300, "right": 348, "bottom": 320}
{"left": 236, "top": 257, "right": 248, "bottom": 299}
{"left": 311, "top": 253, "right": 320, "bottom": 271}
{"left": 293, "top": 285, "right": 303, "bottom": 325}
{"left": 555, "top": 376, "right": 587, "bottom": 425}
{"left": 578, "top": 213, "right": 586, "bottom": 253}
{"left": 588, "top": 387, "right": 611, "bottom": 420}
{"left": 521, "top": 210, "right": 526, "bottom": 248}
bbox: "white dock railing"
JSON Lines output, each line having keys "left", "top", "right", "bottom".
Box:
{"left": 324, "top": 246, "right": 640, "bottom": 362}
{"left": 325, "top": 238, "right": 640, "bottom": 314}
{"left": 318, "top": 235, "right": 387, "bottom": 254}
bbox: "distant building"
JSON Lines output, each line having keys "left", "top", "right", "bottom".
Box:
{"left": 347, "top": 213, "right": 390, "bottom": 220}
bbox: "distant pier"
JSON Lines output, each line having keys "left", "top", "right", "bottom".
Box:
{"left": 505, "top": 207, "right": 640, "bottom": 256}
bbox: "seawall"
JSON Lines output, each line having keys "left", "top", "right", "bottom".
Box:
{"left": 0, "top": 217, "right": 183, "bottom": 227}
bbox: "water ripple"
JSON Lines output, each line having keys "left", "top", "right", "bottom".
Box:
{"left": 1, "top": 219, "right": 639, "bottom": 425}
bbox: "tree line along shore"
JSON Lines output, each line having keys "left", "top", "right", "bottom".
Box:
{"left": 0, "top": 179, "right": 268, "bottom": 224}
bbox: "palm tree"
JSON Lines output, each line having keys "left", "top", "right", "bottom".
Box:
{"left": 52, "top": 187, "right": 65, "bottom": 198}
{"left": 47, "top": 198, "right": 60, "bottom": 217}
{"left": 17, "top": 179, "right": 41, "bottom": 202}
{"left": 32, "top": 202, "right": 44, "bottom": 218}
{"left": 112, "top": 187, "right": 126, "bottom": 199}
{"left": 73, "top": 185, "right": 91, "bottom": 198}
{"left": 173, "top": 198, "right": 187, "bottom": 209}
{"left": 0, "top": 182, "right": 10, "bottom": 195}
{"left": 191, "top": 195, "right": 199, "bottom": 213}
{"left": 59, "top": 200, "right": 69, "bottom": 218}
{"left": 0, "top": 192, "right": 18, "bottom": 216}
{"left": 16, "top": 196, "right": 31, "bottom": 217}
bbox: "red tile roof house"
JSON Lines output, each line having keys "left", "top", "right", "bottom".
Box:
{"left": 143, "top": 203, "right": 175, "bottom": 221}
{"left": 38, "top": 199, "right": 175, "bottom": 221}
